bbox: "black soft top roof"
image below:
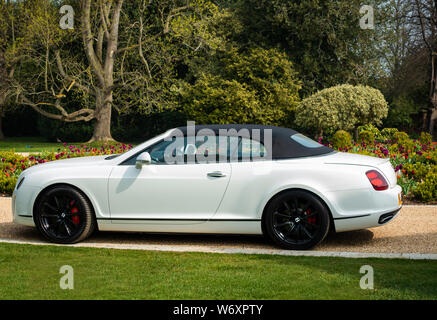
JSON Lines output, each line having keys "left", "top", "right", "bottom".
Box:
{"left": 170, "top": 124, "right": 333, "bottom": 159}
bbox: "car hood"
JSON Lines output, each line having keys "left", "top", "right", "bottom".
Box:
{"left": 22, "top": 155, "right": 111, "bottom": 175}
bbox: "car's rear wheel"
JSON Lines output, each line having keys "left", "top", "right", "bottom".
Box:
{"left": 34, "top": 186, "right": 96, "bottom": 244}
{"left": 264, "top": 190, "right": 330, "bottom": 250}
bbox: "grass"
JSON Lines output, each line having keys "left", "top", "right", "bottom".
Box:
{"left": 0, "top": 137, "right": 137, "bottom": 153}
{"left": 0, "top": 137, "right": 67, "bottom": 153}
{"left": 0, "top": 243, "right": 436, "bottom": 300}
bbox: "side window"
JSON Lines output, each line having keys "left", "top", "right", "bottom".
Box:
{"left": 122, "top": 136, "right": 240, "bottom": 165}
{"left": 238, "top": 138, "right": 267, "bottom": 161}
{"left": 147, "top": 137, "right": 182, "bottom": 164}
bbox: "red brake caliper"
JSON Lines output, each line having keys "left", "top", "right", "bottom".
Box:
{"left": 70, "top": 200, "right": 80, "bottom": 225}
{"left": 305, "top": 209, "right": 316, "bottom": 224}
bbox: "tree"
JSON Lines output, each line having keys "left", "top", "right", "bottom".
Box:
{"left": 229, "top": 0, "right": 385, "bottom": 95}
{"left": 410, "top": 0, "right": 437, "bottom": 136}
{"left": 0, "top": 0, "right": 21, "bottom": 140}
{"left": 295, "top": 84, "right": 388, "bottom": 139}
{"left": 180, "top": 48, "right": 301, "bottom": 125}
{"left": 6, "top": 0, "right": 219, "bottom": 141}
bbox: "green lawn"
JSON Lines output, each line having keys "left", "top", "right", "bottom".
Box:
{"left": 0, "top": 137, "right": 137, "bottom": 153}
{"left": 0, "top": 137, "right": 68, "bottom": 153}
{"left": 0, "top": 243, "right": 436, "bottom": 300}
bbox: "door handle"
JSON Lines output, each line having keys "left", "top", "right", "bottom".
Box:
{"left": 207, "top": 171, "right": 227, "bottom": 178}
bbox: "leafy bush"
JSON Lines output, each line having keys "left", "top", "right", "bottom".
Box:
{"left": 0, "top": 175, "right": 17, "bottom": 195}
{"left": 331, "top": 130, "right": 352, "bottom": 149}
{"left": 358, "top": 124, "right": 383, "bottom": 140}
{"left": 358, "top": 130, "right": 375, "bottom": 143}
{"left": 295, "top": 84, "right": 388, "bottom": 137}
{"left": 403, "top": 163, "right": 437, "bottom": 181}
{"left": 381, "top": 128, "right": 399, "bottom": 140}
{"left": 420, "top": 132, "right": 433, "bottom": 145}
{"left": 414, "top": 172, "right": 437, "bottom": 202}
{"left": 393, "top": 131, "right": 410, "bottom": 144}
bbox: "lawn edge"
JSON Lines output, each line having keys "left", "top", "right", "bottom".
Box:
{"left": 1, "top": 238, "right": 436, "bottom": 260}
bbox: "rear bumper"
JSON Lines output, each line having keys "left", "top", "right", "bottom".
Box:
{"left": 334, "top": 207, "right": 401, "bottom": 232}
{"left": 333, "top": 185, "right": 402, "bottom": 232}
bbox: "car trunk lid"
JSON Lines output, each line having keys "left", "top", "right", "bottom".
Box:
{"left": 323, "top": 152, "right": 397, "bottom": 187}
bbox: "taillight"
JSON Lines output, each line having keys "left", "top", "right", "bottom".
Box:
{"left": 366, "top": 170, "right": 389, "bottom": 191}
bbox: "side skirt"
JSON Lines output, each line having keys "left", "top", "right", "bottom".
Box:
{"left": 97, "top": 219, "right": 263, "bottom": 235}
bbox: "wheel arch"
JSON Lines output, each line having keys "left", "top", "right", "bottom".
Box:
{"left": 260, "top": 187, "right": 336, "bottom": 235}
{"left": 32, "top": 183, "right": 97, "bottom": 221}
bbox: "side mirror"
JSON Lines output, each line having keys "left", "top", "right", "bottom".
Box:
{"left": 135, "top": 152, "right": 152, "bottom": 169}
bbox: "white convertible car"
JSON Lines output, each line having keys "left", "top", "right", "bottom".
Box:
{"left": 12, "top": 124, "right": 402, "bottom": 250}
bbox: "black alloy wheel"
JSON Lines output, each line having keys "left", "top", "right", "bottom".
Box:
{"left": 34, "top": 186, "right": 95, "bottom": 244}
{"left": 264, "top": 190, "right": 330, "bottom": 250}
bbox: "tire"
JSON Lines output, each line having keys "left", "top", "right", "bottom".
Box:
{"left": 34, "top": 186, "right": 96, "bottom": 244}
{"left": 264, "top": 190, "right": 330, "bottom": 250}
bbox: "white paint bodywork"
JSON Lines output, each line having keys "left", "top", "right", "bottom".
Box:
{"left": 12, "top": 130, "right": 402, "bottom": 236}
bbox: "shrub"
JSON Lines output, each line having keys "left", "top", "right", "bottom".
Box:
{"left": 0, "top": 175, "right": 17, "bottom": 195}
{"left": 414, "top": 172, "right": 437, "bottom": 202}
{"left": 0, "top": 151, "right": 27, "bottom": 163}
{"left": 403, "top": 163, "right": 437, "bottom": 181}
{"left": 358, "top": 124, "right": 383, "bottom": 140}
{"left": 358, "top": 130, "right": 375, "bottom": 143}
{"left": 332, "top": 130, "right": 352, "bottom": 149}
{"left": 295, "top": 84, "right": 388, "bottom": 136}
{"left": 420, "top": 132, "right": 433, "bottom": 145}
{"left": 381, "top": 128, "right": 399, "bottom": 140}
{"left": 393, "top": 131, "right": 410, "bottom": 144}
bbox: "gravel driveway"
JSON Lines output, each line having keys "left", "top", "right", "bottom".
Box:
{"left": 1, "top": 197, "right": 436, "bottom": 253}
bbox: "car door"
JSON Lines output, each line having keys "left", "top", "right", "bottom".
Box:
{"left": 213, "top": 137, "right": 272, "bottom": 220}
{"left": 108, "top": 136, "right": 232, "bottom": 222}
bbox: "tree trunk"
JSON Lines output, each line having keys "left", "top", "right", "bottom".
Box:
{"left": 430, "top": 108, "right": 437, "bottom": 139}
{"left": 428, "top": 53, "right": 437, "bottom": 135}
{"left": 0, "top": 115, "right": 4, "bottom": 140}
{"left": 88, "top": 89, "right": 113, "bottom": 142}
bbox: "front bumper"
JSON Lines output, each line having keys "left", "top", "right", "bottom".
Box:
{"left": 12, "top": 184, "right": 41, "bottom": 227}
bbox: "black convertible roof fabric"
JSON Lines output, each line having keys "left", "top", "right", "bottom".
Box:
{"left": 170, "top": 124, "right": 334, "bottom": 159}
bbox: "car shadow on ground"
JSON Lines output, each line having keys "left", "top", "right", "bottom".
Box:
{"left": 0, "top": 221, "right": 375, "bottom": 249}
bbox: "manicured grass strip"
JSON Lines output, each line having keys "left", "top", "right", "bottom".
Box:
{"left": 0, "top": 137, "right": 67, "bottom": 153}
{"left": 0, "top": 137, "right": 138, "bottom": 153}
{"left": 0, "top": 243, "right": 436, "bottom": 300}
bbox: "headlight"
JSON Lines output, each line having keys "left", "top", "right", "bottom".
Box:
{"left": 16, "top": 177, "right": 25, "bottom": 190}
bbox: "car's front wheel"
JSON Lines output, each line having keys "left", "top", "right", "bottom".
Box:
{"left": 34, "top": 186, "right": 96, "bottom": 244}
{"left": 264, "top": 190, "right": 330, "bottom": 250}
